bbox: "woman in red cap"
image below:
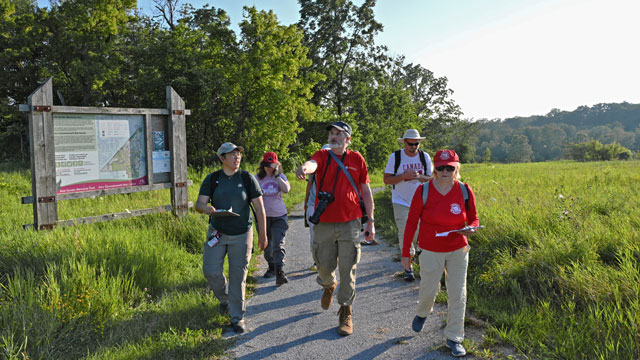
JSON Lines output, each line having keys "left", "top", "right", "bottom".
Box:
{"left": 401, "top": 149, "right": 480, "bottom": 357}
{"left": 256, "top": 151, "right": 291, "bottom": 285}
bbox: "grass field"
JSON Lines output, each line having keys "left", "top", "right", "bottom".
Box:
{"left": 1, "top": 160, "right": 638, "bottom": 359}
{"left": 375, "top": 160, "right": 640, "bottom": 359}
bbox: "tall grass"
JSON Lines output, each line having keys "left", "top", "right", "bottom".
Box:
{"left": 0, "top": 164, "right": 248, "bottom": 359}
{"left": 7, "top": 159, "right": 635, "bottom": 359}
{"left": 465, "top": 161, "right": 640, "bottom": 359}
{"left": 374, "top": 160, "right": 640, "bottom": 359}
{"left": 0, "top": 158, "right": 370, "bottom": 359}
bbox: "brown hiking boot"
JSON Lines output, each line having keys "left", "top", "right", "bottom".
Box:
{"left": 321, "top": 283, "right": 337, "bottom": 310}
{"left": 337, "top": 305, "right": 353, "bottom": 336}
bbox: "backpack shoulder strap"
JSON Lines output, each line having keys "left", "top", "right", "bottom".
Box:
{"left": 393, "top": 150, "right": 402, "bottom": 189}
{"left": 393, "top": 150, "right": 401, "bottom": 174}
{"left": 419, "top": 150, "right": 428, "bottom": 174}
{"left": 421, "top": 181, "right": 429, "bottom": 206}
{"left": 240, "top": 170, "right": 258, "bottom": 221}
{"left": 209, "top": 170, "right": 222, "bottom": 202}
{"left": 459, "top": 181, "right": 469, "bottom": 211}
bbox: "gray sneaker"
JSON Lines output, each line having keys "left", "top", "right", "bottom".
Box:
{"left": 404, "top": 269, "right": 415, "bottom": 282}
{"left": 446, "top": 339, "right": 466, "bottom": 357}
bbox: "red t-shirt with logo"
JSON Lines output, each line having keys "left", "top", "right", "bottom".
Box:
{"left": 403, "top": 180, "right": 479, "bottom": 255}
{"left": 311, "top": 149, "right": 370, "bottom": 223}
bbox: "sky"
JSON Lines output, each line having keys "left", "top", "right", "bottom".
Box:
{"left": 62, "top": 0, "right": 640, "bottom": 120}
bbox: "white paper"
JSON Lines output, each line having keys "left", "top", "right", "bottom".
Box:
{"left": 436, "top": 225, "right": 484, "bottom": 237}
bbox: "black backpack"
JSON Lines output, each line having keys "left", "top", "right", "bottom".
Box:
{"left": 208, "top": 169, "right": 257, "bottom": 223}
{"left": 392, "top": 149, "right": 429, "bottom": 189}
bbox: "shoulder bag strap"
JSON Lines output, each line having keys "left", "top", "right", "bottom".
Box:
{"left": 328, "top": 151, "right": 367, "bottom": 224}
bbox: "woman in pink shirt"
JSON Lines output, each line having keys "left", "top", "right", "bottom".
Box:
{"left": 401, "top": 149, "right": 480, "bottom": 357}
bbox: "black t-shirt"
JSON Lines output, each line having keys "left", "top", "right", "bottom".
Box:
{"left": 199, "top": 170, "right": 263, "bottom": 235}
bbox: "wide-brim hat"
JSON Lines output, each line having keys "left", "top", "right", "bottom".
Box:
{"left": 433, "top": 149, "right": 460, "bottom": 167}
{"left": 217, "top": 142, "right": 244, "bottom": 156}
{"left": 398, "top": 129, "right": 425, "bottom": 142}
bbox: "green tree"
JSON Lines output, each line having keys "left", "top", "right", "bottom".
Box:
{"left": 506, "top": 134, "right": 533, "bottom": 163}
{"left": 0, "top": 0, "right": 49, "bottom": 161}
{"left": 298, "top": 0, "right": 385, "bottom": 116}
{"left": 232, "top": 6, "right": 321, "bottom": 162}
{"left": 44, "top": 0, "right": 137, "bottom": 106}
{"left": 482, "top": 147, "right": 491, "bottom": 163}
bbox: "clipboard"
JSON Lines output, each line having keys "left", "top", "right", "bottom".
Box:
{"left": 436, "top": 225, "right": 484, "bottom": 237}
{"left": 212, "top": 210, "right": 240, "bottom": 217}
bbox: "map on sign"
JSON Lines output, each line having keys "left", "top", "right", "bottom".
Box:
{"left": 54, "top": 113, "right": 148, "bottom": 194}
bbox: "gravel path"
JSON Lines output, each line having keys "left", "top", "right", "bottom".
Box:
{"left": 222, "top": 204, "right": 495, "bottom": 359}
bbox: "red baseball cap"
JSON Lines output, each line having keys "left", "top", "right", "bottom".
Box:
{"left": 433, "top": 149, "right": 460, "bottom": 167}
{"left": 262, "top": 151, "right": 279, "bottom": 164}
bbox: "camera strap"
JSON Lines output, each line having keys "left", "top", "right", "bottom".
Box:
{"left": 316, "top": 151, "right": 344, "bottom": 195}
{"left": 328, "top": 150, "right": 368, "bottom": 226}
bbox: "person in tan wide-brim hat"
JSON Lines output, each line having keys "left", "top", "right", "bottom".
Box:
{"left": 384, "top": 129, "right": 433, "bottom": 281}
{"left": 397, "top": 128, "right": 426, "bottom": 142}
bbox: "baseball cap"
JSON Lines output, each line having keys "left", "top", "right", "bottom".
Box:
{"left": 217, "top": 142, "right": 244, "bottom": 156}
{"left": 433, "top": 149, "right": 460, "bottom": 167}
{"left": 326, "top": 121, "right": 352, "bottom": 137}
{"left": 262, "top": 151, "right": 279, "bottom": 164}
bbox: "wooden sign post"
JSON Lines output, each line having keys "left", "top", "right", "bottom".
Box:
{"left": 22, "top": 79, "right": 192, "bottom": 230}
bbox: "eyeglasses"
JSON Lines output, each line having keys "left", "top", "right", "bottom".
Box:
{"left": 406, "top": 142, "right": 420, "bottom": 147}
{"left": 435, "top": 165, "right": 456, "bottom": 172}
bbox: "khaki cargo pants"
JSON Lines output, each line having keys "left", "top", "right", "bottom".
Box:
{"left": 312, "top": 219, "right": 361, "bottom": 306}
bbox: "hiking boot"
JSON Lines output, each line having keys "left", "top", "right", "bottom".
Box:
{"left": 404, "top": 269, "right": 415, "bottom": 282}
{"left": 275, "top": 266, "right": 288, "bottom": 285}
{"left": 219, "top": 302, "right": 229, "bottom": 315}
{"left": 412, "top": 315, "right": 426, "bottom": 332}
{"left": 321, "top": 283, "right": 337, "bottom": 310}
{"left": 232, "top": 320, "right": 246, "bottom": 334}
{"left": 446, "top": 339, "right": 466, "bottom": 357}
{"left": 337, "top": 305, "right": 353, "bottom": 336}
{"left": 360, "top": 238, "right": 379, "bottom": 245}
{"left": 263, "top": 263, "right": 275, "bottom": 278}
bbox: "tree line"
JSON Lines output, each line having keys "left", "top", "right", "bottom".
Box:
{"left": 471, "top": 102, "right": 640, "bottom": 163}
{"left": 4, "top": 0, "right": 636, "bottom": 169}
{"left": 1, "top": 0, "right": 467, "bottom": 170}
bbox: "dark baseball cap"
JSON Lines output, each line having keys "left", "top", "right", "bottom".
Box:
{"left": 326, "top": 121, "right": 352, "bottom": 137}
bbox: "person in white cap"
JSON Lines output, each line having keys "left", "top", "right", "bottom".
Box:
{"left": 383, "top": 129, "right": 433, "bottom": 281}
{"left": 195, "top": 142, "right": 267, "bottom": 334}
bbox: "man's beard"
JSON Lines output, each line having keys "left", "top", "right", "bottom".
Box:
{"left": 329, "top": 141, "right": 344, "bottom": 149}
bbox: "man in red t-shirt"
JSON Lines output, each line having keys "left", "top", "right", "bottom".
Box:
{"left": 296, "top": 121, "right": 375, "bottom": 336}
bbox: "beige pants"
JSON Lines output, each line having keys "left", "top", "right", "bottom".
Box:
{"left": 312, "top": 219, "right": 361, "bottom": 306}
{"left": 416, "top": 245, "right": 469, "bottom": 343}
{"left": 393, "top": 203, "right": 419, "bottom": 257}
{"left": 202, "top": 229, "right": 252, "bottom": 324}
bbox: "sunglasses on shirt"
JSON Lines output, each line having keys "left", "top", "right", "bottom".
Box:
{"left": 435, "top": 165, "right": 456, "bottom": 172}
